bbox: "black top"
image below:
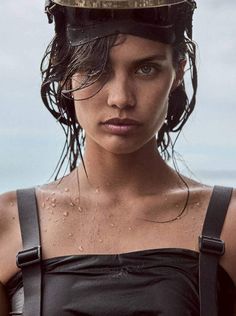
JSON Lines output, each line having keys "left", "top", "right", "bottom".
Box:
{"left": 6, "top": 186, "right": 236, "bottom": 315}
{"left": 6, "top": 248, "right": 236, "bottom": 315}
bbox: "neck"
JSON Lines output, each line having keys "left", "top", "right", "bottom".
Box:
{"left": 78, "top": 138, "right": 180, "bottom": 197}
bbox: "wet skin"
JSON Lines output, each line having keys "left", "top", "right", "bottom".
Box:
{"left": 0, "top": 35, "right": 236, "bottom": 314}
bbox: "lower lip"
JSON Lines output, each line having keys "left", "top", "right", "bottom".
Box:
{"left": 101, "top": 123, "right": 139, "bottom": 135}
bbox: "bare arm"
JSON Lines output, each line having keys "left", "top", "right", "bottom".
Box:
{"left": 0, "top": 282, "right": 9, "bottom": 315}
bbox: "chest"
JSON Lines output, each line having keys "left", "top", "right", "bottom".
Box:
{"left": 39, "top": 194, "right": 205, "bottom": 258}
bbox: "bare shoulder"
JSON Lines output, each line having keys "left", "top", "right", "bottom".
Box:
{"left": 0, "top": 191, "right": 22, "bottom": 284}
{"left": 0, "top": 190, "right": 17, "bottom": 225}
{"left": 220, "top": 188, "right": 236, "bottom": 286}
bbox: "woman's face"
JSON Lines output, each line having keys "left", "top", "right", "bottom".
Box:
{"left": 72, "top": 34, "right": 182, "bottom": 155}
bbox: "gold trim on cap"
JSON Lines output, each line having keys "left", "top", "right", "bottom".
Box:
{"left": 52, "top": 0, "right": 187, "bottom": 9}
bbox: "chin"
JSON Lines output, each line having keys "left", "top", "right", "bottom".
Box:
{"left": 95, "top": 136, "right": 154, "bottom": 156}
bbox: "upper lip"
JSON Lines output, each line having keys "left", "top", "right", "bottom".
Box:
{"left": 102, "top": 118, "right": 141, "bottom": 125}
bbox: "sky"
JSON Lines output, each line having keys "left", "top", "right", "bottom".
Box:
{"left": 0, "top": 0, "right": 236, "bottom": 192}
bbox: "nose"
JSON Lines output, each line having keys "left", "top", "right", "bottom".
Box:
{"left": 106, "top": 74, "right": 136, "bottom": 110}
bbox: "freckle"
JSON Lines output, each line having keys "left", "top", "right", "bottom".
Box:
{"left": 44, "top": 229, "right": 47, "bottom": 233}
{"left": 63, "top": 211, "right": 69, "bottom": 217}
{"left": 12, "top": 216, "right": 15, "bottom": 220}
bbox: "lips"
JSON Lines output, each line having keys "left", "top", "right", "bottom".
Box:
{"left": 102, "top": 118, "right": 141, "bottom": 126}
{"left": 101, "top": 117, "right": 141, "bottom": 135}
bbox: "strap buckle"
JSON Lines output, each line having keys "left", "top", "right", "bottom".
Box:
{"left": 16, "top": 246, "right": 41, "bottom": 268}
{"left": 199, "top": 235, "right": 225, "bottom": 256}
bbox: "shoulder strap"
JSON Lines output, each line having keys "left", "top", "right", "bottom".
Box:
{"left": 199, "top": 185, "right": 233, "bottom": 316}
{"left": 16, "top": 188, "right": 42, "bottom": 316}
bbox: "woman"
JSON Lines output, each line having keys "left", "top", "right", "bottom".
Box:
{"left": 0, "top": 0, "right": 235, "bottom": 315}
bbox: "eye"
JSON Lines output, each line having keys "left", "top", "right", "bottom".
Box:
{"left": 136, "top": 64, "right": 160, "bottom": 76}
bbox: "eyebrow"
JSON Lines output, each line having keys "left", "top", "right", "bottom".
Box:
{"left": 132, "top": 54, "right": 168, "bottom": 63}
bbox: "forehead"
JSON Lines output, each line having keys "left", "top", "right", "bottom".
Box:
{"left": 109, "top": 34, "right": 173, "bottom": 63}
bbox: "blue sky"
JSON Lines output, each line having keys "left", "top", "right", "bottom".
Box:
{"left": 0, "top": 0, "right": 236, "bottom": 192}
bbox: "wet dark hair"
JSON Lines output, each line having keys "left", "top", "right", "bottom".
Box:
{"left": 41, "top": 8, "right": 197, "bottom": 179}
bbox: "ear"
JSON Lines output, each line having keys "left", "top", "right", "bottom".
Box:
{"left": 171, "top": 59, "right": 187, "bottom": 92}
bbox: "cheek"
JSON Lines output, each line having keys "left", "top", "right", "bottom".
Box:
{"left": 74, "top": 102, "right": 89, "bottom": 129}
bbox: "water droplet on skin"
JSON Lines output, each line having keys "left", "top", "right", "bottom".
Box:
{"left": 95, "top": 188, "right": 100, "bottom": 193}
{"left": 51, "top": 192, "right": 56, "bottom": 196}
{"left": 46, "top": 197, "right": 50, "bottom": 202}
{"left": 110, "top": 223, "right": 115, "bottom": 227}
{"left": 175, "top": 204, "right": 179, "bottom": 208}
{"left": 51, "top": 203, "right": 56, "bottom": 208}
{"left": 68, "top": 233, "right": 73, "bottom": 238}
{"left": 50, "top": 210, "right": 54, "bottom": 215}
{"left": 128, "top": 227, "right": 132, "bottom": 231}
{"left": 78, "top": 206, "right": 83, "bottom": 212}
{"left": 63, "top": 211, "right": 69, "bottom": 217}
{"left": 196, "top": 202, "right": 200, "bottom": 207}
{"left": 51, "top": 198, "right": 56, "bottom": 203}
{"left": 70, "top": 202, "right": 75, "bottom": 207}
{"left": 99, "top": 238, "right": 103, "bottom": 243}
{"left": 42, "top": 202, "right": 46, "bottom": 208}
{"left": 65, "top": 188, "right": 69, "bottom": 192}
{"left": 10, "top": 202, "right": 14, "bottom": 207}
{"left": 78, "top": 245, "right": 84, "bottom": 252}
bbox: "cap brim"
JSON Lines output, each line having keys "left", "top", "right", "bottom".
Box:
{"left": 53, "top": 0, "right": 187, "bottom": 9}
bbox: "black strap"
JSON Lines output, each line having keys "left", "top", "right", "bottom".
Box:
{"left": 16, "top": 188, "right": 42, "bottom": 316}
{"left": 199, "top": 185, "right": 233, "bottom": 316}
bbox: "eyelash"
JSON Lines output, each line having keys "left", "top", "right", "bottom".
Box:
{"left": 136, "top": 63, "right": 161, "bottom": 76}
